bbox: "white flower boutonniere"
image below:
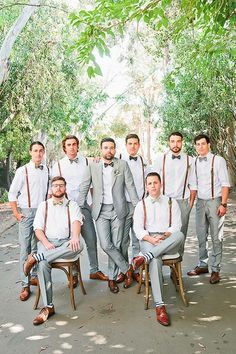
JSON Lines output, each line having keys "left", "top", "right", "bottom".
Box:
{"left": 114, "top": 169, "right": 121, "bottom": 176}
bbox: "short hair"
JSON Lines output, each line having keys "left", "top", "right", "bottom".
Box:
{"left": 168, "top": 131, "right": 183, "bottom": 140}
{"left": 100, "top": 137, "right": 116, "bottom": 148}
{"left": 29, "top": 141, "right": 45, "bottom": 151}
{"left": 125, "top": 133, "right": 140, "bottom": 144}
{"left": 62, "top": 135, "right": 79, "bottom": 153}
{"left": 51, "top": 176, "right": 66, "bottom": 185}
{"left": 145, "top": 172, "right": 161, "bottom": 183}
{"left": 194, "top": 134, "right": 210, "bottom": 144}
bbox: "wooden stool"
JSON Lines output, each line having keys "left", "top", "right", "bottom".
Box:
{"left": 137, "top": 253, "right": 188, "bottom": 309}
{"left": 33, "top": 256, "right": 86, "bottom": 310}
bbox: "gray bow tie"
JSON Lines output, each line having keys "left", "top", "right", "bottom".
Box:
{"left": 69, "top": 157, "right": 79, "bottom": 164}
{"left": 172, "top": 155, "right": 181, "bottom": 160}
{"left": 199, "top": 157, "right": 207, "bottom": 162}
{"left": 35, "top": 165, "right": 43, "bottom": 170}
{"left": 151, "top": 198, "right": 160, "bottom": 203}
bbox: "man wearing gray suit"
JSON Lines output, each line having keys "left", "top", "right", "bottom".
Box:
{"left": 78, "top": 137, "right": 139, "bottom": 293}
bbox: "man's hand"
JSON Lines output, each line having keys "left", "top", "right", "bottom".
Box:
{"left": 217, "top": 205, "right": 227, "bottom": 217}
{"left": 43, "top": 240, "right": 55, "bottom": 250}
{"left": 14, "top": 212, "right": 25, "bottom": 222}
{"left": 68, "top": 238, "right": 80, "bottom": 252}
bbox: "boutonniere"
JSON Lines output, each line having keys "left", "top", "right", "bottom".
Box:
{"left": 114, "top": 169, "right": 121, "bottom": 176}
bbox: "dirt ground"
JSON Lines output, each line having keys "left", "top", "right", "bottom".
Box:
{"left": 0, "top": 196, "right": 236, "bottom": 354}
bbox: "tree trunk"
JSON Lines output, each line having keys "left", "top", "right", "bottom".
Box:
{"left": 0, "top": 0, "right": 41, "bottom": 86}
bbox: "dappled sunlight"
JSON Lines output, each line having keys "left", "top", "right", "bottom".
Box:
{"left": 26, "top": 335, "right": 49, "bottom": 340}
{"left": 9, "top": 324, "right": 24, "bottom": 333}
{"left": 197, "top": 316, "right": 222, "bottom": 322}
{"left": 83, "top": 331, "right": 107, "bottom": 345}
{"left": 1, "top": 322, "right": 14, "bottom": 328}
{"left": 193, "top": 282, "right": 205, "bottom": 286}
{"left": 0, "top": 243, "right": 18, "bottom": 248}
{"left": 70, "top": 315, "right": 78, "bottom": 320}
{"left": 55, "top": 321, "right": 68, "bottom": 326}
{"left": 53, "top": 351, "right": 63, "bottom": 354}
{"left": 59, "top": 333, "right": 72, "bottom": 338}
{"left": 110, "top": 344, "right": 125, "bottom": 348}
{"left": 189, "top": 302, "right": 198, "bottom": 305}
{"left": 5, "top": 260, "right": 19, "bottom": 265}
{"left": 61, "top": 342, "right": 72, "bottom": 349}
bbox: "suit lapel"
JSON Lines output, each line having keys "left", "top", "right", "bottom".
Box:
{"left": 112, "top": 158, "right": 119, "bottom": 187}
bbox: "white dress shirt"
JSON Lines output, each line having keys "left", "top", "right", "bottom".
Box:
{"left": 133, "top": 195, "right": 182, "bottom": 240}
{"left": 195, "top": 152, "right": 230, "bottom": 199}
{"left": 121, "top": 152, "right": 145, "bottom": 201}
{"left": 152, "top": 151, "right": 197, "bottom": 200}
{"left": 102, "top": 162, "right": 113, "bottom": 204}
{"left": 51, "top": 154, "right": 92, "bottom": 204}
{"left": 33, "top": 198, "right": 83, "bottom": 239}
{"left": 8, "top": 161, "right": 49, "bottom": 208}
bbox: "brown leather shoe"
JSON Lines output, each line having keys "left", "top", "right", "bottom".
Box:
{"left": 210, "top": 271, "right": 220, "bottom": 284}
{"left": 133, "top": 256, "right": 145, "bottom": 270}
{"left": 90, "top": 271, "right": 108, "bottom": 281}
{"left": 108, "top": 280, "right": 119, "bottom": 294}
{"left": 24, "top": 254, "right": 37, "bottom": 276}
{"left": 30, "top": 277, "right": 38, "bottom": 286}
{"left": 124, "top": 266, "right": 133, "bottom": 289}
{"left": 156, "top": 305, "right": 170, "bottom": 326}
{"left": 19, "top": 286, "right": 30, "bottom": 301}
{"left": 33, "top": 306, "right": 55, "bottom": 326}
{"left": 132, "top": 272, "right": 140, "bottom": 283}
{"left": 187, "top": 266, "right": 209, "bottom": 276}
{"left": 68, "top": 275, "right": 78, "bottom": 289}
{"left": 116, "top": 272, "right": 125, "bottom": 283}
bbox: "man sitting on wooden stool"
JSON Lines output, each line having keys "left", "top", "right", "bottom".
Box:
{"left": 133, "top": 172, "right": 184, "bottom": 326}
{"left": 24, "top": 176, "right": 83, "bottom": 325}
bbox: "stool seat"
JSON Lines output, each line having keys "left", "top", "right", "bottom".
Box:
{"left": 162, "top": 253, "right": 180, "bottom": 260}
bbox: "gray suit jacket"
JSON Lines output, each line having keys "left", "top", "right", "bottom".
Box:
{"left": 78, "top": 157, "right": 139, "bottom": 221}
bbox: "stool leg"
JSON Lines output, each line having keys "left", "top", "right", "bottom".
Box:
{"left": 144, "top": 263, "right": 149, "bottom": 310}
{"left": 77, "top": 259, "right": 86, "bottom": 295}
{"left": 68, "top": 265, "right": 76, "bottom": 310}
{"left": 136, "top": 265, "right": 143, "bottom": 294}
{"left": 176, "top": 262, "right": 188, "bottom": 307}
{"left": 170, "top": 264, "right": 178, "bottom": 290}
{"left": 33, "top": 285, "right": 40, "bottom": 310}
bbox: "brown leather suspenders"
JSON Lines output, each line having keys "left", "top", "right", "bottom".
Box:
{"left": 142, "top": 197, "right": 172, "bottom": 229}
{"left": 162, "top": 154, "right": 189, "bottom": 199}
{"left": 195, "top": 155, "right": 215, "bottom": 199}
{"left": 43, "top": 200, "right": 71, "bottom": 236}
{"left": 58, "top": 161, "right": 62, "bottom": 177}
{"left": 25, "top": 167, "right": 31, "bottom": 208}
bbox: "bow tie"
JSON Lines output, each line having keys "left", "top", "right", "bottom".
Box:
{"left": 172, "top": 155, "right": 181, "bottom": 160}
{"left": 35, "top": 165, "right": 44, "bottom": 170}
{"left": 104, "top": 162, "right": 114, "bottom": 168}
{"left": 199, "top": 156, "right": 207, "bottom": 162}
{"left": 129, "top": 156, "right": 138, "bottom": 161}
{"left": 53, "top": 200, "right": 64, "bottom": 206}
{"left": 150, "top": 197, "right": 160, "bottom": 203}
{"left": 69, "top": 157, "right": 79, "bottom": 164}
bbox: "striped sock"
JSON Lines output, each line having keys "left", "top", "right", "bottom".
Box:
{"left": 33, "top": 253, "right": 45, "bottom": 262}
{"left": 144, "top": 252, "right": 154, "bottom": 263}
{"left": 155, "top": 301, "right": 164, "bottom": 307}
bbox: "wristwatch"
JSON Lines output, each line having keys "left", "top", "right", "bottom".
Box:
{"left": 221, "top": 203, "right": 227, "bottom": 208}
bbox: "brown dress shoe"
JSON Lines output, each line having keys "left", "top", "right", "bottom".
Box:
{"left": 108, "top": 280, "right": 119, "bottom": 293}
{"left": 187, "top": 266, "right": 209, "bottom": 276}
{"left": 90, "top": 271, "right": 108, "bottom": 281}
{"left": 210, "top": 271, "right": 220, "bottom": 284}
{"left": 116, "top": 272, "right": 125, "bottom": 283}
{"left": 156, "top": 305, "right": 170, "bottom": 326}
{"left": 30, "top": 277, "right": 38, "bottom": 286}
{"left": 24, "top": 254, "right": 37, "bottom": 276}
{"left": 20, "top": 286, "right": 30, "bottom": 301}
{"left": 33, "top": 306, "right": 55, "bottom": 326}
{"left": 133, "top": 256, "right": 145, "bottom": 270}
{"left": 124, "top": 266, "right": 133, "bottom": 289}
{"left": 132, "top": 272, "right": 140, "bottom": 283}
{"left": 68, "top": 275, "right": 78, "bottom": 289}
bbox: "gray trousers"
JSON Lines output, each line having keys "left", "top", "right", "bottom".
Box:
{"left": 37, "top": 238, "right": 83, "bottom": 307}
{"left": 121, "top": 202, "right": 140, "bottom": 263}
{"left": 81, "top": 206, "right": 99, "bottom": 274}
{"left": 140, "top": 231, "right": 184, "bottom": 304}
{"left": 95, "top": 204, "right": 129, "bottom": 280}
{"left": 19, "top": 208, "right": 37, "bottom": 287}
{"left": 196, "top": 197, "right": 222, "bottom": 272}
{"left": 176, "top": 199, "right": 191, "bottom": 256}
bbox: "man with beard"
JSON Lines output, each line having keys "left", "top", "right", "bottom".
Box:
{"left": 152, "top": 132, "right": 197, "bottom": 256}
{"left": 8, "top": 141, "right": 49, "bottom": 301}
{"left": 51, "top": 135, "right": 107, "bottom": 284}
{"left": 23, "top": 176, "right": 83, "bottom": 325}
{"left": 78, "top": 138, "right": 139, "bottom": 293}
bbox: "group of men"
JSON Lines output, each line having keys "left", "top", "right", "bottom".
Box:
{"left": 8, "top": 132, "right": 230, "bottom": 327}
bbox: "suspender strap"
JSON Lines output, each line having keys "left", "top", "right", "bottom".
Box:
{"left": 139, "top": 155, "right": 146, "bottom": 199}
{"left": 119, "top": 153, "right": 122, "bottom": 159}
{"left": 45, "top": 166, "right": 50, "bottom": 201}
{"left": 43, "top": 200, "right": 71, "bottom": 236}
{"left": 162, "top": 153, "right": 167, "bottom": 195}
{"left": 43, "top": 200, "right": 48, "bottom": 233}
{"left": 182, "top": 155, "right": 189, "bottom": 199}
{"left": 25, "top": 167, "right": 31, "bottom": 208}
{"left": 85, "top": 157, "right": 88, "bottom": 166}
{"left": 211, "top": 155, "right": 215, "bottom": 199}
{"left": 168, "top": 197, "right": 172, "bottom": 228}
{"left": 57, "top": 161, "right": 62, "bottom": 177}
{"left": 142, "top": 198, "right": 147, "bottom": 229}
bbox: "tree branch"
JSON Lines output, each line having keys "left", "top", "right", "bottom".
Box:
{"left": 0, "top": 2, "right": 68, "bottom": 13}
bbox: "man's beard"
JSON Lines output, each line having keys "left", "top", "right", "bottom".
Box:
{"left": 170, "top": 147, "right": 181, "bottom": 153}
{"left": 52, "top": 192, "right": 65, "bottom": 198}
